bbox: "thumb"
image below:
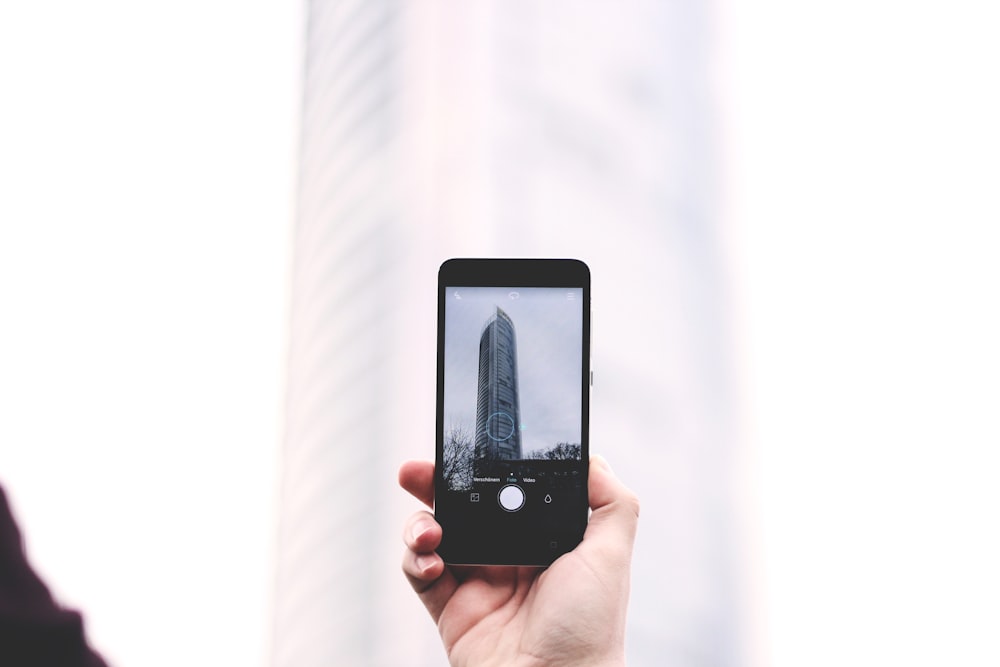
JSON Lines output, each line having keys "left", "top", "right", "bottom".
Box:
{"left": 581, "top": 455, "right": 640, "bottom": 563}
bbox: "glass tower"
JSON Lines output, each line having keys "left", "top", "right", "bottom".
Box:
{"left": 475, "top": 306, "right": 522, "bottom": 468}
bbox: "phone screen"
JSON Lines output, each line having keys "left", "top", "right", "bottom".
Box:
{"left": 436, "top": 260, "right": 589, "bottom": 565}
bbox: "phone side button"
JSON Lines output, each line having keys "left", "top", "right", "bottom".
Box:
{"left": 498, "top": 484, "right": 526, "bottom": 512}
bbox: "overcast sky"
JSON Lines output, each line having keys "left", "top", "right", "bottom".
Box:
{"left": 443, "top": 287, "right": 583, "bottom": 455}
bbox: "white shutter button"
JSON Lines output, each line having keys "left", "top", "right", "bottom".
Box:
{"left": 498, "top": 485, "right": 525, "bottom": 512}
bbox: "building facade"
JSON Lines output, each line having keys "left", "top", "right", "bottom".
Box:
{"left": 474, "top": 307, "right": 522, "bottom": 468}
{"left": 271, "top": 1, "right": 746, "bottom": 665}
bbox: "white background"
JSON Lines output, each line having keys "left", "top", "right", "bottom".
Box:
{"left": 0, "top": 2, "right": 300, "bottom": 665}
{"left": 1, "top": 1, "right": 998, "bottom": 666}
{"left": 722, "top": 1, "right": 1000, "bottom": 663}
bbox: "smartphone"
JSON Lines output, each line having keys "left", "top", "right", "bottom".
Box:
{"left": 435, "top": 258, "right": 591, "bottom": 566}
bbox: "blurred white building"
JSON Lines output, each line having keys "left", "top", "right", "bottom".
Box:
{"left": 272, "top": 1, "right": 747, "bottom": 665}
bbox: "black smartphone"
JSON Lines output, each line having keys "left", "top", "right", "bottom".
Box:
{"left": 435, "top": 258, "right": 591, "bottom": 566}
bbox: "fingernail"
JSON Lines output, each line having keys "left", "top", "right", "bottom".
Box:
{"left": 415, "top": 554, "right": 436, "bottom": 574}
{"left": 411, "top": 520, "right": 432, "bottom": 543}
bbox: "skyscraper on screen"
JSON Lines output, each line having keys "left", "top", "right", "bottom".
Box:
{"left": 475, "top": 306, "right": 522, "bottom": 468}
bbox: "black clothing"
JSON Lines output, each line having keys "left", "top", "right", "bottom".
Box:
{"left": 0, "top": 486, "right": 108, "bottom": 667}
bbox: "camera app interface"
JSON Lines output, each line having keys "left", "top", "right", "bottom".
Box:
{"left": 442, "top": 286, "right": 585, "bottom": 554}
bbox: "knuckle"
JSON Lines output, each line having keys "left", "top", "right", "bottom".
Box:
{"left": 622, "top": 492, "right": 640, "bottom": 520}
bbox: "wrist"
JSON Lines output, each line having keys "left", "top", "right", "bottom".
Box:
{"left": 507, "top": 653, "right": 625, "bottom": 667}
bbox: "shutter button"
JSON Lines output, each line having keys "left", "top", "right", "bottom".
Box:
{"left": 498, "top": 485, "right": 525, "bottom": 512}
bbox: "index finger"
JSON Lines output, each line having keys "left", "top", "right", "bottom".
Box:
{"left": 398, "top": 460, "right": 435, "bottom": 508}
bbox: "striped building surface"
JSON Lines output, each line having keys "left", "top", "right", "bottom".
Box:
{"left": 272, "top": 1, "right": 747, "bottom": 665}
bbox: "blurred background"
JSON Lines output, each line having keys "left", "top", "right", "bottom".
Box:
{"left": 1, "top": 1, "right": 998, "bottom": 666}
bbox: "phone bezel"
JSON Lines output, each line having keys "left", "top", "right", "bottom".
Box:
{"left": 434, "top": 258, "right": 591, "bottom": 566}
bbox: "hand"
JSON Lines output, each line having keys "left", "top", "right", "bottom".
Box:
{"left": 399, "top": 456, "right": 639, "bottom": 667}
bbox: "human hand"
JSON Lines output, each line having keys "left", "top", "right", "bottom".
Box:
{"left": 399, "top": 456, "right": 639, "bottom": 667}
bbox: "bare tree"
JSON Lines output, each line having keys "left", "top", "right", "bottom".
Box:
{"left": 527, "top": 442, "right": 581, "bottom": 461}
{"left": 443, "top": 423, "right": 474, "bottom": 490}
